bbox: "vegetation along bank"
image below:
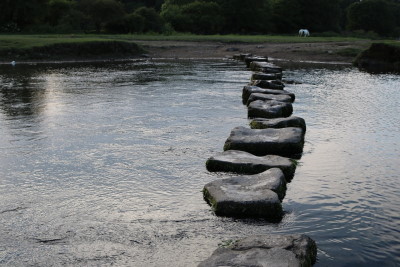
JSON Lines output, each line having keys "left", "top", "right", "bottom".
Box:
{"left": 1, "top": 0, "right": 400, "bottom": 38}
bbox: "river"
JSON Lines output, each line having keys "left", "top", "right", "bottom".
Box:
{"left": 0, "top": 60, "right": 399, "bottom": 266}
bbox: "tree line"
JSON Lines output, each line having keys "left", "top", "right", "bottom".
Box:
{"left": 1, "top": 0, "right": 399, "bottom": 37}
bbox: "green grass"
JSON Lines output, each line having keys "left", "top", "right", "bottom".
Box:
{"left": 0, "top": 33, "right": 374, "bottom": 51}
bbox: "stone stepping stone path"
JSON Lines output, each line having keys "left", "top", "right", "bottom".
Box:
{"left": 247, "top": 93, "right": 293, "bottom": 105}
{"left": 224, "top": 126, "right": 304, "bottom": 158}
{"left": 243, "top": 85, "right": 295, "bottom": 103}
{"left": 252, "top": 72, "right": 283, "bottom": 80}
{"left": 250, "top": 79, "right": 285, "bottom": 90}
{"left": 206, "top": 150, "right": 297, "bottom": 180}
{"left": 200, "top": 54, "right": 316, "bottom": 265}
{"left": 250, "top": 61, "right": 283, "bottom": 73}
{"left": 244, "top": 56, "right": 268, "bottom": 68}
{"left": 248, "top": 99, "right": 293, "bottom": 118}
{"left": 203, "top": 168, "right": 285, "bottom": 218}
{"left": 198, "top": 234, "right": 317, "bottom": 267}
{"left": 250, "top": 116, "right": 307, "bottom": 133}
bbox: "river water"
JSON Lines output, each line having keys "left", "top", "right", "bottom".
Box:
{"left": 0, "top": 60, "right": 399, "bottom": 266}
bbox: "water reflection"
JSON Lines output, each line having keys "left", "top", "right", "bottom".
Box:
{"left": 0, "top": 61, "right": 399, "bottom": 266}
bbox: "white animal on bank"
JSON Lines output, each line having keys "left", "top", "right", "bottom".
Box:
{"left": 11, "top": 61, "right": 16, "bottom": 66}
{"left": 298, "top": 29, "right": 310, "bottom": 37}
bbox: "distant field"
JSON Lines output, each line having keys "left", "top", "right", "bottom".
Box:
{"left": 0, "top": 34, "right": 398, "bottom": 62}
{"left": 0, "top": 34, "right": 381, "bottom": 51}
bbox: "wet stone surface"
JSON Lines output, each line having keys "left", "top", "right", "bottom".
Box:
{"left": 247, "top": 93, "right": 293, "bottom": 105}
{"left": 251, "top": 72, "right": 283, "bottom": 81}
{"left": 250, "top": 116, "right": 306, "bottom": 132}
{"left": 224, "top": 126, "right": 305, "bottom": 158}
{"left": 248, "top": 100, "right": 293, "bottom": 119}
{"left": 242, "top": 86, "right": 295, "bottom": 104}
{"left": 206, "top": 150, "right": 297, "bottom": 180}
{"left": 250, "top": 80, "right": 285, "bottom": 90}
{"left": 198, "top": 234, "right": 317, "bottom": 267}
{"left": 203, "top": 168, "right": 285, "bottom": 219}
{"left": 249, "top": 61, "right": 283, "bottom": 73}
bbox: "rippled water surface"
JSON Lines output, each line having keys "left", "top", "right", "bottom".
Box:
{"left": 0, "top": 60, "right": 399, "bottom": 266}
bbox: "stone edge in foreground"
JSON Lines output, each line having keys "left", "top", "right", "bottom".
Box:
{"left": 198, "top": 234, "right": 317, "bottom": 267}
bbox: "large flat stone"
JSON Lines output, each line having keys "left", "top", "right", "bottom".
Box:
{"left": 247, "top": 93, "right": 293, "bottom": 105}
{"left": 203, "top": 169, "right": 284, "bottom": 219}
{"left": 245, "top": 56, "right": 268, "bottom": 68}
{"left": 250, "top": 116, "right": 306, "bottom": 132}
{"left": 224, "top": 126, "right": 304, "bottom": 158}
{"left": 250, "top": 61, "right": 283, "bottom": 73}
{"left": 250, "top": 80, "right": 285, "bottom": 90}
{"left": 198, "top": 234, "right": 317, "bottom": 267}
{"left": 248, "top": 100, "right": 293, "bottom": 119}
{"left": 206, "top": 150, "right": 296, "bottom": 180}
{"left": 243, "top": 86, "right": 295, "bottom": 104}
{"left": 252, "top": 72, "right": 283, "bottom": 81}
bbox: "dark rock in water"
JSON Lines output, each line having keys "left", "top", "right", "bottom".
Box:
{"left": 233, "top": 53, "right": 252, "bottom": 61}
{"left": 242, "top": 86, "right": 295, "bottom": 104}
{"left": 203, "top": 169, "right": 284, "bottom": 219}
{"left": 248, "top": 100, "right": 293, "bottom": 119}
{"left": 247, "top": 93, "right": 293, "bottom": 105}
{"left": 250, "top": 79, "right": 285, "bottom": 90}
{"left": 244, "top": 56, "right": 268, "bottom": 68}
{"left": 250, "top": 116, "right": 306, "bottom": 132}
{"left": 198, "top": 234, "right": 317, "bottom": 267}
{"left": 252, "top": 72, "right": 283, "bottom": 80}
{"left": 206, "top": 150, "right": 297, "bottom": 180}
{"left": 354, "top": 43, "right": 400, "bottom": 73}
{"left": 250, "top": 61, "right": 282, "bottom": 73}
{"left": 224, "top": 126, "right": 304, "bottom": 158}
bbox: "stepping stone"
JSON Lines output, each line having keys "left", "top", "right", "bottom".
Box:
{"left": 247, "top": 93, "right": 293, "bottom": 105}
{"left": 252, "top": 72, "right": 283, "bottom": 80}
{"left": 250, "top": 80, "right": 285, "bottom": 90}
{"left": 233, "top": 53, "right": 252, "bottom": 61}
{"left": 224, "top": 126, "right": 304, "bottom": 158}
{"left": 206, "top": 150, "right": 297, "bottom": 180}
{"left": 198, "top": 234, "right": 317, "bottom": 267}
{"left": 248, "top": 100, "right": 293, "bottom": 119}
{"left": 250, "top": 116, "right": 307, "bottom": 132}
{"left": 203, "top": 169, "right": 284, "bottom": 219}
{"left": 245, "top": 56, "right": 268, "bottom": 68}
{"left": 243, "top": 86, "right": 295, "bottom": 104}
{"left": 250, "top": 61, "right": 282, "bottom": 73}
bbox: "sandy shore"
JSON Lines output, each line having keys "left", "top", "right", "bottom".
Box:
{"left": 136, "top": 40, "right": 370, "bottom": 63}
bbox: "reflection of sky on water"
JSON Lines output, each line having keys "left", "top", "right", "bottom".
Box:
{"left": 0, "top": 61, "right": 399, "bottom": 266}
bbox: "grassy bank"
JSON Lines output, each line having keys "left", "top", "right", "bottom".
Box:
{"left": 1, "top": 34, "right": 398, "bottom": 62}
{"left": 0, "top": 35, "right": 145, "bottom": 61}
{"left": 0, "top": 33, "right": 373, "bottom": 51}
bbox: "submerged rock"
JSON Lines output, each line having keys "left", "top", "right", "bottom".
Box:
{"left": 247, "top": 93, "right": 293, "bottom": 105}
{"left": 243, "top": 86, "right": 295, "bottom": 104}
{"left": 252, "top": 72, "right": 283, "bottom": 81}
{"left": 250, "top": 116, "right": 306, "bottom": 132}
{"left": 198, "top": 234, "right": 317, "bottom": 267}
{"left": 250, "top": 80, "right": 285, "bottom": 90}
{"left": 250, "top": 61, "right": 282, "bottom": 73}
{"left": 248, "top": 100, "right": 293, "bottom": 119}
{"left": 203, "top": 168, "right": 285, "bottom": 218}
{"left": 224, "top": 126, "right": 304, "bottom": 158}
{"left": 206, "top": 150, "right": 297, "bottom": 180}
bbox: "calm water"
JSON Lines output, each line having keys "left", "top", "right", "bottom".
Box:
{"left": 0, "top": 60, "right": 399, "bottom": 266}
